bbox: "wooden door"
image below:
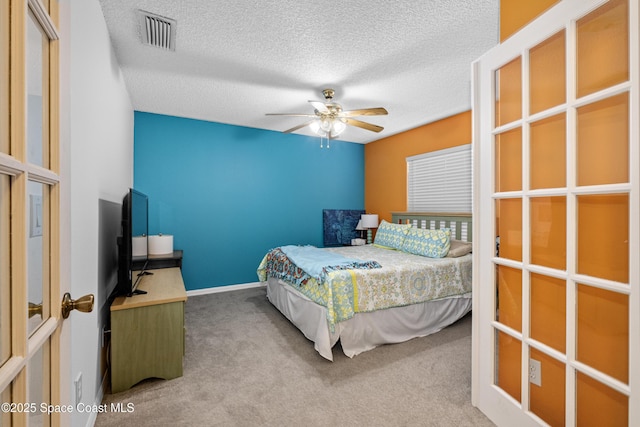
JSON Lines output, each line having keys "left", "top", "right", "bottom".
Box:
{"left": 0, "top": 0, "right": 70, "bottom": 425}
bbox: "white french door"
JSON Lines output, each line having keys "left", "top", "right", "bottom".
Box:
{"left": 472, "top": 0, "right": 638, "bottom": 426}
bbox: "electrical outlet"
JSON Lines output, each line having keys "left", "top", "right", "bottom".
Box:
{"left": 74, "top": 372, "right": 82, "bottom": 405}
{"left": 529, "top": 359, "right": 541, "bottom": 386}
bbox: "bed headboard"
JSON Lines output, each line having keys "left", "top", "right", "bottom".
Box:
{"left": 391, "top": 212, "right": 472, "bottom": 242}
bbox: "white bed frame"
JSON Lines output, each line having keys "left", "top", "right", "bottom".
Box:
{"left": 266, "top": 212, "right": 473, "bottom": 361}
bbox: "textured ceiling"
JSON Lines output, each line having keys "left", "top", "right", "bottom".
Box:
{"left": 97, "top": 0, "right": 499, "bottom": 144}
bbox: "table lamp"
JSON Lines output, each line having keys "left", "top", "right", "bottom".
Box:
{"left": 360, "top": 214, "right": 379, "bottom": 244}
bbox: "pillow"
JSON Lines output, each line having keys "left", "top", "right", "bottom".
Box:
{"left": 401, "top": 227, "right": 451, "bottom": 258}
{"left": 446, "top": 239, "right": 472, "bottom": 258}
{"left": 373, "top": 220, "right": 411, "bottom": 250}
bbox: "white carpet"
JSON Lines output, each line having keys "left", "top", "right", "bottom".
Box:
{"left": 96, "top": 287, "right": 494, "bottom": 426}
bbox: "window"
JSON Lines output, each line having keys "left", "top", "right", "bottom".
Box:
{"left": 407, "top": 144, "right": 472, "bottom": 213}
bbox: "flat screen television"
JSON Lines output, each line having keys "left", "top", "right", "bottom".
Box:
{"left": 116, "top": 188, "right": 150, "bottom": 297}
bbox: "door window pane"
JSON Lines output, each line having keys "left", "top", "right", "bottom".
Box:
{"left": 530, "top": 114, "right": 566, "bottom": 189}
{"left": 495, "top": 57, "right": 522, "bottom": 127}
{"left": 496, "top": 265, "right": 522, "bottom": 331}
{"left": 577, "top": 284, "right": 628, "bottom": 383}
{"left": 577, "top": 372, "right": 628, "bottom": 426}
{"left": 576, "top": 93, "right": 629, "bottom": 187}
{"left": 577, "top": 194, "right": 629, "bottom": 283}
{"left": 27, "top": 341, "right": 50, "bottom": 426}
{"left": 530, "top": 273, "right": 565, "bottom": 352}
{"left": 0, "top": 175, "right": 9, "bottom": 365}
{"left": 529, "top": 348, "right": 565, "bottom": 427}
{"left": 530, "top": 196, "right": 566, "bottom": 270}
{"left": 529, "top": 30, "right": 566, "bottom": 114}
{"left": 495, "top": 330, "right": 521, "bottom": 402}
{"left": 27, "top": 11, "right": 49, "bottom": 168}
{"left": 496, "top": 198, "right": 522, "bottom": 261}
{"left": 28, "top": 181, "right": 49, "bottom": 335}
{"left": 576, "top": 0, "right": 628, "bottom": 98}
{"left": 495, "top": 128, "right": 522, "bottom": 192}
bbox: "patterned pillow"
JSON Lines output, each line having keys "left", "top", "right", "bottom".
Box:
{"left": 401, "top": 227, "right": 451, "bottom": 258}
{"left": 373, "top": 220, "right": 411, "bottom": 250}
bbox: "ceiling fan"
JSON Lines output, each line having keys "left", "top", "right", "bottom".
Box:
{"left": 266, "top": 89, "right": 388, "bottom": 139}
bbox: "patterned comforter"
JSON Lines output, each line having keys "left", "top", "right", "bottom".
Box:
{"left": 257, "top": 245, "right": 472, "bottom": 329}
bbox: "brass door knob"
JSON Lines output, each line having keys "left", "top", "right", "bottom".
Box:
{"left": 61, "top": 293, "right": 94, "bottom": 319}
{"left": 28, "top": 302, "right": 42, "bottom": 318}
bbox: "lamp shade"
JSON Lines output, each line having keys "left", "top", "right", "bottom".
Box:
{"left": 355, "top": 220, "right": 364, "bottom": 231}
{"left": 331, "top": 119, "right": 347, "bottom": 136}
{"left": 361, "top": 214, "right": 379, "bottom": 228}
{"left": 309, "top": 120, "right": 321, "bottom": 135}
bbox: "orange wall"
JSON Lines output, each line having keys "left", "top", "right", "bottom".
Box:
{"left": 364, "top": 111, "right": 471, "bottom": 222}
{"left": 500, "top": 0, "right": 560, "bottom": 42}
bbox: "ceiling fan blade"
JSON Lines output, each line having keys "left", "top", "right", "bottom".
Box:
{"left": 345, "top": 118, "right": 384, "bottom": 133}
{"left": 283, "top": 119, "right": 316, "bottom": 134}
{"left": 308, "top": 100, "right": 329, "bottom": 113}
{"left": 340, "top": 107, "right": 388, "bottom": 117}
{"left": 266, "top": 113, "right": 317, "bottom": 117}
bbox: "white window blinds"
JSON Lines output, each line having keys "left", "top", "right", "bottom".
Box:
{"left": 407, "top": 144, "right": 472, "bottom": 213}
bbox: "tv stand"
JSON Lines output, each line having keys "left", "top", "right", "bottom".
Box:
{"left": 128, "top": 288, "right": 148, "bottom": 296}
{"left": 110, "top": 267, "right": 187, "bottom": 393}
{"left": 133, "top": 250, "right": 183, "bottom": 271}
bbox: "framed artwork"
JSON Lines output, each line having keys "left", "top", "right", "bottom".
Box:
{"left": 30, "top": 194, "right": 43, "bottom": 237}
{"left": 322, "top": 209, "right": 365, "bottom": 247}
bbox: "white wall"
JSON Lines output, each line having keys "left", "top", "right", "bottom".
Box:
{"left": 66, "top": 0, "right": 133, "bottom": 426}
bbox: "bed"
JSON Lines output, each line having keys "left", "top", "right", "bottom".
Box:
{"left": 257, "top": 212, "right": 473, "bottom": 361}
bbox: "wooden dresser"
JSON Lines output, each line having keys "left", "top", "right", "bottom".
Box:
{"left": 110, "top": 267, "right": 187, "bottom": 393}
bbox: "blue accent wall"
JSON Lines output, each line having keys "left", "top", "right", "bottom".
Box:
{"left": 133, "top": 112, "right": 364, "bottom": 290}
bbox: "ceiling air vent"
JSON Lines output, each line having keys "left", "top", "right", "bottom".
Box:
{"left": 138, "top": 10, "right": 176, "bottom": 51}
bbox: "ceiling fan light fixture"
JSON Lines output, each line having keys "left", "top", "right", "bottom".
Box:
{"left": 320, "top": 117, "right": 332, "bottom": 133}
{"left": 309, "top": 120, "right": 321, "bottom": 135}
{"left": 266, "top": 88, "right": 387, "bottom": 141}
{"left": 331, "top": 119, "right": 347, "bottom": 136}
{"left": 310, "top": 117, "right": 346, "bottom": 138}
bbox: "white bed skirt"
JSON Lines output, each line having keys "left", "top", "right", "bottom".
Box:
{"left": 266, "top": 277, "right": 472, "bottom": 361}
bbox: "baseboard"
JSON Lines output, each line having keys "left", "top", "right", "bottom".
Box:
{"left": 186, "top": 281, "right": 266, "bottom": 297}
{"left": 85, "top": 370, "right": 108, "bottom": 427}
